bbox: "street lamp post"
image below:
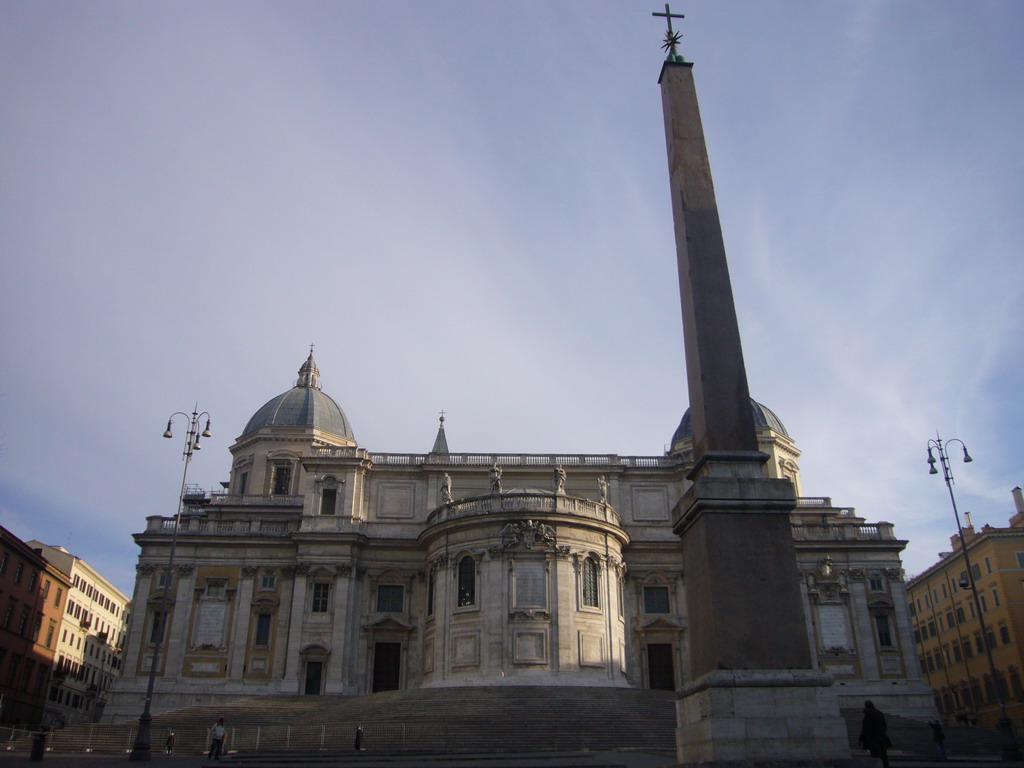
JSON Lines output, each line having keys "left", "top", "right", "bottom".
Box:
{"left": 129, "top": 407, "right": 210, "bottom": 761}
{"left": 927, "top": 434, "right": 1021, "bottom": 760}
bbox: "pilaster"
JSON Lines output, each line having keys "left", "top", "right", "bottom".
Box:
{"left": 283, "top": 566, "right": 308, "bottom": 691}
{"left": 228, "top": 568, "right": 256, "bottom": 679}
{"left": 163, "top": 565, "right": 196, "bottom": 677}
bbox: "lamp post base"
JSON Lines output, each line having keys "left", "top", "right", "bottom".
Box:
{"left": 128, "top": 711, "right": 153, "bottom": 761}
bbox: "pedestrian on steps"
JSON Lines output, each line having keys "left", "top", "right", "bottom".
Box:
{"left": 209, "top": 717, "right": 226, "bottom": 760}
{"left": 858, "top": 700, "right": 891, "bottom": 768}
{"left": 930, "top": 720, "right": 947, "bottom": 761}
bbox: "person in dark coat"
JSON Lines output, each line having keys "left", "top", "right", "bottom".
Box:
{"left": 859, "top": 700, "right": 891, "bottom": 768}
{"left": 929, "top": 720, "right": 947, "bottom": 760}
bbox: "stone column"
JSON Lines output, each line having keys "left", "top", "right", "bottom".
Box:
{"left": 122, "top": 565, "right": 152, "bottom": 675}
{"left": 282, "top": 564, "right": 308, "bottom": 691}
{"left": 659, "top": 59, "right": 850, "bottom": 765}
{"left": 163, "top": 564, "right": 196, "bottom": 678}
{"left": 326, "top": 564, "right": 351, "bottom": 693}
{"left": 228, "top": 567, "right": 257, "bottom": 679}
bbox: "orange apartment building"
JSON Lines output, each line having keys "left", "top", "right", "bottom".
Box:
{"left": 907, "top": 487, "right": 1024, "bottom": 729}
{"left": 0, "top": 526, "right": 70, "bottom": 725}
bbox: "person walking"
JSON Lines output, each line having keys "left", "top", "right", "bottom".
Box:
{"left": 208, "top": 718, "right": 226, "bottom": 760}
{"left": 930, "top": 720, "right": 947, "bottom": 761}
{"left": 858, "top": 701, "right": 891, "bottom": 768}
{"left": 164, "top": 730, "right": 175, "bottom": 754}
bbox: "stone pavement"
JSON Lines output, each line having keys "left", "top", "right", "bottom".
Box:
{"left": 6, "top": 752, "right": 1024, "bottom": 768}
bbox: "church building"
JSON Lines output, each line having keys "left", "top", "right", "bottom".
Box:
{"left": 106, "top": 352, "right": 934, "bottom": 719}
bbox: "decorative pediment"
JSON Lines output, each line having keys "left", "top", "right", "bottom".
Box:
{"left": 299, "top": 643, "right": 331, "bottom": 656}
{"left": 364, "top": 616, "right": 414, "bottom": 632}
{"left": 637, "top": 617, "right": 684, "bottom": 631}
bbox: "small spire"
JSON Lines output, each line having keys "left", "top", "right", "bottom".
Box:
{"left": 431, "top": 410, "right": 449, "bottom": 454}
{"left": 296, "top": 348, "right": 321, "bottom": 389}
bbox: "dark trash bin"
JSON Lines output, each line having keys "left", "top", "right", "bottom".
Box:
{"left": 30, "top": 731, "right": 46, "bottom": 761}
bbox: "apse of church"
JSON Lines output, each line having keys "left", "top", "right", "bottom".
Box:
{"left": 106, "top": 353, "right": 934, "bottom": 720}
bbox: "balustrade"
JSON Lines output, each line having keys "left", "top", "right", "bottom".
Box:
{"left": 429, "top": 491, "right": 620, "bottom": 526}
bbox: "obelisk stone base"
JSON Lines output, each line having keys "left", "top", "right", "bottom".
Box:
{"left": 675, "top": 670, "right": 867, "bottom": 767}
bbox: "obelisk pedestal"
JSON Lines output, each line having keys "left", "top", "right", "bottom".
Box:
{"left": 659, "top": 58, "right": 858, "bottom": 766}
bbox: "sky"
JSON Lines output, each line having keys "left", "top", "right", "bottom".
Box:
{"left": 1, "top": 1, "right": 1021, "bottom": 598}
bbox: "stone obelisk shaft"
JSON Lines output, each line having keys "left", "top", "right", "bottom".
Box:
{"left": 661, "top": 62, "right": 757, "bottom": 459}
{"left": 660, "top": 60, "right": 850, "bottom": 765}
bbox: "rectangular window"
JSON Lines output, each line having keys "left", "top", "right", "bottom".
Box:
{"left": 941, "top": 583, "right": 947, "bottom": 598}
{"left": 28, "top": 571, "right": 37, "bottom": 591}
{"left": 875, "top": 614, "right": 894, "bottom": 648}
{"left": 321, "top": 488, "right": 337, "bottom": 515}
{"left": 870, "top": 577, "right": 884, "bottom": 592}
{"left": 1000, "top": 625, "right": 1011, "bottom": 645}
{"left": 643, "top": 586, "right": 671, "bottom": 613}
{"left": 17, "top": 607, "right": 30, "bottom": 635}
{"left": 206, "top": 583, "right": 226, "bottom": 599}
{"left": 928, "top": 620, "right": 937, "bottom": 637}
{"left": 272, "top": 466, "right": 292, "bottom": 495}
{"left": 979, "top": 594, "right": 988, "bottom": 613}
{"left": 149, "top": 611, "right": 165, "bottom": 644}
{"left": 0, "top": 551, "right": 7, "bottom": 574}
{"left": 260, "top": 573, "right": 276, "bottom": 590}
{"left": 946, "top": 610, "right": 955, "bottom": 628}
{"left": 976, "top": 635, "right": 985, "bottom": 654}
{"left": 254, "top": 614, "right": 272, "bottom": 646}
{"left": 984, "top": 556, "right": 992, "bottom": 574}
{"left": 237, "top": 471, "right": 248, "bottom": 495}
{"left": 1017, "top": 552, "right": 1024, "bottom": 569}
{"left": 54, "top": 587, "right": 62, "bottom": 607}
{"left": 964, "top": 639, "right": 973, "bottom": 658}
{"left": 376, "top": 585, "right": 404, "bottom": 613}
{"left": 427, "top": 570, "right": 435, "bottom": 616}
{"left": 992, "top": 587, "right": 1001, "bottom": 607}
{"left": 972, "top": 563, "right": 981, "bottom": 580}
{"left": 14, "top": 562, "right": 24, "bottom": 584}
{"left": 311, "top": 583, "right": 330, "bottom": 613}
{"left": 953, "top": 643, "right": 962, "bottom": 661}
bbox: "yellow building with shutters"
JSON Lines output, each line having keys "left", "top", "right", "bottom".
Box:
{"left": 907, "top": 488, "right": 1024, "bottom": 728}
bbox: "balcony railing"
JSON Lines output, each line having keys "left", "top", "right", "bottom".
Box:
{"left": 427, "top": 490, "right": 620, "bottom": 527}
{"left": 209, "top": 493, "right": 304, "bottom": 506}
{"left": 307, "top": 449, "right": 682, "bottom": 468}
{"left": 143, "top": 515, "right": 300, "bottom": 537}
{"left": 790, "top": 522, "right": 896, "bottom": 541}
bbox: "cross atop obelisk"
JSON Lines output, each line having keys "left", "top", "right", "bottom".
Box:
{"left": 652, "top": 4, "right": 687, "bottom": 62}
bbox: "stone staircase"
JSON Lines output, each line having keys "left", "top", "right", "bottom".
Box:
{"left": 4, "top": 687, "right": 677, "bottom": 757}
{"left": 840, "top": 708, "right": 1004, "bottom": 759}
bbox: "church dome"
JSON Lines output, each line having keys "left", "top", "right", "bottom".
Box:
{"left": 242, "top": 353, "right": 355, "bottom": 441}
{"left": 671, "top": 399, "right": 788, "bottom": 446}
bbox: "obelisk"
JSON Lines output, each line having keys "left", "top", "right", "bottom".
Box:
{"left": 655, "top": 11, "right": 854, "bottom": 766}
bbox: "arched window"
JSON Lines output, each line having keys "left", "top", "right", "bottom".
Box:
{"left": 582, "top": 557, "right": 599, "bottom": 608}
{"left": 458, "top": 556, "right": 475, "bottom": 607}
